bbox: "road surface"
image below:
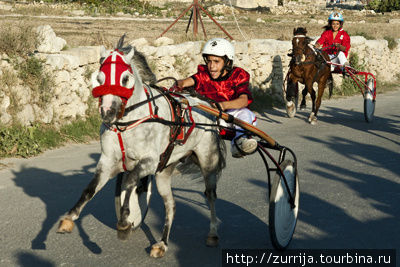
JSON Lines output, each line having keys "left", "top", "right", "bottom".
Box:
{"left": 0, "top": 90, "right": 399, "bottom": 266}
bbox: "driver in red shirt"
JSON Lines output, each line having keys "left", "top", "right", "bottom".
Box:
{"left": 175, "top": 38, "right": 257, "bottom": 158}
{"left": 315, "top": 12, "right": 351, "bottom": 71}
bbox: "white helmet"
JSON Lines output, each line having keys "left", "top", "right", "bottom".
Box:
{"left": 202, "top": 38, "right": 235, "bottom": 61}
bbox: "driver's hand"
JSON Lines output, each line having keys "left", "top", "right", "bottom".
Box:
{"left": 169, "top": 82, "right": 183, "bottom": 92}
{"left": 315, "top": 43, "right": 322, "bottom": 49}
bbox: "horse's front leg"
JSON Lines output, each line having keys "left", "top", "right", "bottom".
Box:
{"left": 150, "top": 163, "right": 178, "bottom": 258}
{"left": 314, "top": 78, "right": 328, "bottom": 118}
{"left": 299, "top": 87, "right": 308, "bottom": 110}
{"left": 308, "top": 84, "right": 317, "bottom": 125}
{"left": 57, "top": 158, "right": 119, "bottom": 233}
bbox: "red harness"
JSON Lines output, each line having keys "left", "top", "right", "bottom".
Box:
{"left": 92, "top": 50, "right": 196, "bottom": 172}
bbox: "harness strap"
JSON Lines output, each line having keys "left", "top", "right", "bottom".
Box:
{"left": 117, "top": 131, "right": 127, "bottom": 171}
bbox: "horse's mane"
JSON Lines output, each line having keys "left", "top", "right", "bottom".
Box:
{"left": 117, "top": 34, "right": 157, "bottom": 85}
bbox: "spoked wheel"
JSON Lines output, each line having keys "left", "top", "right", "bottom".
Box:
{"left": 363, "top": 78, "right": 376, "bottom": 123}
{"left": 115, "top": 173, "right": 153, "bottom": 230}
{"left": 269, "top": 160, "right": 299, "bottom": 250}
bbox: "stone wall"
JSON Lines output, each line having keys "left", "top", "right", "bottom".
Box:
{"left": 0, "top": 26, "right": 399, "bottom": 126}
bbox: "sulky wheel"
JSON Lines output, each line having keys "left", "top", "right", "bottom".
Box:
{"left": 363, "top": 78, "right": 376, "bottom": 123}
{"left": 269, "top": 160, "right": 299, "bottom": 250}
{"left": 115, "top": 173, "right": 153, "bottom": 230}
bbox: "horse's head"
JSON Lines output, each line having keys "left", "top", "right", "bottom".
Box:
{"left": 291, "top": 27, "right": 312, "bottom": 65}
{"left": 92, "top": 37, "right": 136, "bottom": 124}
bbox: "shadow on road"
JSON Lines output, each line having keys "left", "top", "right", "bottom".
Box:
{"left": 15, "top": 251, "right": 55, "bottom": 267}
{"left": 11, "top": 153, "right": 269, "bottom": 266}
{"left": 298, "top": 133, "right": 400, "bottom": 249}
{"left": 11, "top": 152, "right": 116, "bottom": 254}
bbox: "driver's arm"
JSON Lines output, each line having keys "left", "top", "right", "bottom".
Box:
{"left": 176, "top": 77, "right": 195, "bottom": 88}
{"left": 219, "top": 94, "right": 249, "bottom": 111}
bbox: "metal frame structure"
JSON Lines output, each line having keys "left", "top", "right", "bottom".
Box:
{"left": 159, "top": 0, "right": 234, "bottom": 40}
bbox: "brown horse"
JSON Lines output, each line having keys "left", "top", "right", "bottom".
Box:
{"left": 285, "top": 27, "right": 333, "bottom": 124}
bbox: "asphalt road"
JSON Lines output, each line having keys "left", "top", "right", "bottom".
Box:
{"left": 1, "top": 89, "right": 399, "bottom": 267}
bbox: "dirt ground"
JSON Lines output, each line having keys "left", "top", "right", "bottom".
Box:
{"left": 1, "top": 5, "right": 400, "bottom": 48}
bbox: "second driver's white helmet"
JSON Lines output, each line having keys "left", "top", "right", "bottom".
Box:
{"left": 202, "top": 38, "right": 234, "bottom": 61}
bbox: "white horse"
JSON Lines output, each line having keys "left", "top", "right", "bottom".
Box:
{"left": 56, "top": 36, "right": 226, "bottom": 258}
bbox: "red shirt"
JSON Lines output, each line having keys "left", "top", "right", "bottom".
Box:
{"left": 316, "top": 28, "right": 351, "bottom": 57}
{"left": 192, "top": 65, "right": 253, "bottom": 106}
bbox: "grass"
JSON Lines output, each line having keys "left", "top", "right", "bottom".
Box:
{"left": 384, "top": 36, "right": 398, "bottom": 50}
{"left": 0, "top": 113, "right": 102, "bottom": 158}
{"left": 17, "top": 57, "right": 55, "bottom": 108}
{"left": 0, "top": 22, "right": 38, "bottom": 57}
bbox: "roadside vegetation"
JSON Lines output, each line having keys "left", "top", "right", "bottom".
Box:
{"left": 367, "top": 0, "right": 400, "bottom": 12}
{"left": 0, "top": 114, "right": 101, "bottom": 158}
{"left": 0, "top": 23, "right": 101, "bottom": 159}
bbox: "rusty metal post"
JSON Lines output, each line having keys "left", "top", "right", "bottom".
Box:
{"left": 193, "top": 0, "right": 198, "bottom": 37}
{"left": 197, "top": 4, "right": 234, "bottom": 40}
{"left": 159, "top": 0, "right": 234, "bottom": 40}
{"left": 159, "top": 3, "right": 194, "bottom": 38}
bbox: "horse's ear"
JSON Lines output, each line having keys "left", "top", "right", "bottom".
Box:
{"left": 117, "top": 34, "right": 126, "bottom": 50}
{"left": 125, "top": 47, "right": 135, "bottom": 63}
{"left": 293, "top": 28, "right": 296, "bottom": 35}
{"left": 304, "top": 28, "right": 308, "bottom": 35}
{"left": 100, "top": 46, "right": 107, "bottom": 58}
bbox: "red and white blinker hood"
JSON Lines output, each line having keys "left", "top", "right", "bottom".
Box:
{"left": 92, "top": 49, "right": 135, "bottom": 103}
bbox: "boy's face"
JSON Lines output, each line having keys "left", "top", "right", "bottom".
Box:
{"left": 206, "top": 55, "right": 226, "bottom": 79}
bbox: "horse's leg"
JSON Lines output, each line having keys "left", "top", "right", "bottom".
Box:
{"left": 285, "top": 79, "right": 298, "bottom": 117}
{"left": 150, "top": 163, "right": 178, "bottom": 258}
{"left": 57, "top": 156, "right": 119, "bottom": 233}
{"left": 115, "top": 171, "right": 138, "bottom": 240}
{"left": 300, "top": 87, "right": 308, "bottom": 110}
{"left": 313, "top": 75, "right": 329, "bottom": 124}
{"left": 195, "top": 140, "right": 224, "bottom": 248}
{"left": 308, "top": 82, "right": 317, "bottom": 124}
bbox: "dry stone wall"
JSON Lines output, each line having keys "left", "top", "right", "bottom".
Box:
{"left": 0, "top": 26, "right": 399, "bottom": 126}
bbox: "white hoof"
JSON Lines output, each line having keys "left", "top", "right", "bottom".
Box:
{"left": 150, "top": 241, "right": 168, "bottom": 258}
{"left": 308, "top": 112, "right": 317, "bottom": 125}
{"left": 286, "top": 101, "right": 296, "bottom": 118}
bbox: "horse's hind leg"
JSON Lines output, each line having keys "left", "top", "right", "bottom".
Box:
{"left": 57, "top": 157, "right": 119, "bottom": 233}
{"left": 150, "top": 163, "right": 178, "bottom": 258}
{"left": 203, "top": 171, "right": 219, "bottom": 247}
{"left": 195, "top": 143, "right": 224, "bottom": 248}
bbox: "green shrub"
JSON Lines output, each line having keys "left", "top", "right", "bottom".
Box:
{"left": 384, "top": 36, "right": 398, "bottom": 50}
{"left": 0, "top": 114, "right": 101, "bottom": 158}
{"left": 17, "top": 57, "right": 54, "bottom": 107}
{"left": 352, "top": 31, "right": 375, "bottom": 40}
{"left": 0, "top": 23, "right": 38, "bottom": 57}
{"left": 338, "top": 52, "right": 366, "bottom": 96}
{"left": 249, "top": 89, "right": 276, "bottom": 112}
{"left": 367, "top": 0, "right": 400, "bottom": 12}
{"left": 81, "top": 0, "right": 161, "bottom": 15}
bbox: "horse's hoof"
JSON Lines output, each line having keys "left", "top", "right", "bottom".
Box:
{"left": 286, "top": 101, "right": 296, "bottom": 118}
{"left": 117, "top": 222, "right": 132, "bottom": 240}
{"left": 299, "top": 105, "right": 306, "bottom": 111}
{"left": 206, "top": 235, "right": 219, "bottom": 247}
{"left": 310, "top": 117, "right": 317, "bottom": 125}
{"left": 150, "top": 241, "right": 168, "bottom": 258}
{"left": 57, "top": 218, "right": 74, "bottom": 233}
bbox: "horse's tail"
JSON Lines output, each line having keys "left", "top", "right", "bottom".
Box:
{"left": 328, "top": 73, "right": 334, "bottom": 99}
